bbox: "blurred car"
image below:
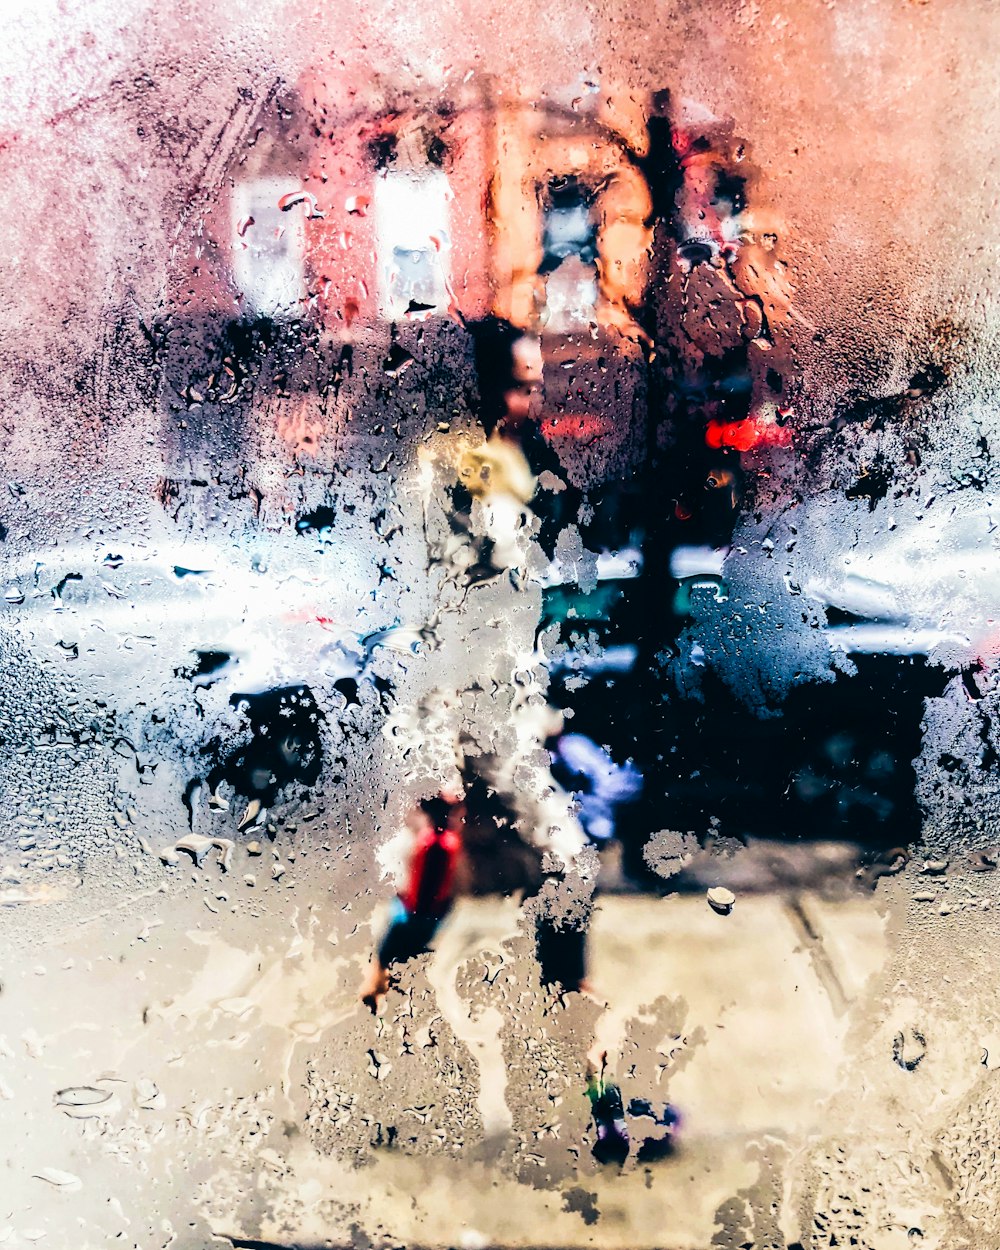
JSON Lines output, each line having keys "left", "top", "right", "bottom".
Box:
{"left": 0, "top": 536, "right": 428, "bottom": 817}
{"left": 659, "top": 504, "right": 1000, "bottom": 850}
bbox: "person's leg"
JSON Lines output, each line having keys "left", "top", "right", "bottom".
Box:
{"left": 361, "top": 898, "right": 409, "bottom": 1012}
{"left": 360, "top": 961, "right": 390, "bottom": 1013}
{"left": 361, "top": 904, "right": 445, "bottom": 1012}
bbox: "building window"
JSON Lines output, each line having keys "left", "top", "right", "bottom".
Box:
{"left": 374, "top": 169, "right": 451, "bottom": 321}
{"left": 231, "top": 177, "right": 307, "bottom": 319}
{"left": 540, "top": 176, "right": 597, "bottom": 273}
{"left": 540, "top": 177, "right": 598, "bottom": 331}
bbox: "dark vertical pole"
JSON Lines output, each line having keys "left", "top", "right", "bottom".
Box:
{"left": 625, "top": 91, "right": 687, "bottom": 883}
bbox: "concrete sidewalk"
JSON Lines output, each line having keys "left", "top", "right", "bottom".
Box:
{"left": 0, "top": 880, "right": 889, "bottom": 1250}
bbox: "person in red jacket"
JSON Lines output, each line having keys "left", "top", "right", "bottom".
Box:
{"left": 361, "top": 793, "right": 464, "bottom": 1013}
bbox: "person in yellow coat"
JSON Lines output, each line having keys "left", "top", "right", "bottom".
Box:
{"left": 453, "top": 429, "right": 537, "bottom": 579}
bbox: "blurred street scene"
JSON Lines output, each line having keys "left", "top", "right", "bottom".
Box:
{"left": 3, "top": 2, "right": 1000, "bottom": 1248}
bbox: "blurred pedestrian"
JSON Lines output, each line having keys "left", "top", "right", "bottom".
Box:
{"left": 549, "top": 730, "right": 643, "bottom": 845}
{"left": 586, "top": 1051, "right": 630, "bottom": 1166}
{"left": 361, "top": 793, "right": 464, "bottom": 1013}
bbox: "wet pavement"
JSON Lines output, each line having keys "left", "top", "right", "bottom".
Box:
{"left": 0, "top": 856, "right": 890, "bottom": 1250}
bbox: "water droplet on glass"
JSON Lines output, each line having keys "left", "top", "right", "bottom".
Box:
{"left": 707, "top": 886, "right": 735, "bottom": 915}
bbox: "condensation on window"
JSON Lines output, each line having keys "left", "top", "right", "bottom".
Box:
{"left": 1, "top": 3, "right": 999, "bottom": 1248}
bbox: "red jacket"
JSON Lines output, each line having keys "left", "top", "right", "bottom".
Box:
{"left": 401, "top": 823, "right": 462, "bottom": 917}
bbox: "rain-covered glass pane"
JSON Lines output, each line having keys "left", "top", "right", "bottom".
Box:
{"left": 2, "top": 3, "right": 999, "bottom": 1247}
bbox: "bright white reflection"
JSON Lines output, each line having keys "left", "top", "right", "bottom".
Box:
{"left": 374, "top": 169, "right": 451, "bottom": 320}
